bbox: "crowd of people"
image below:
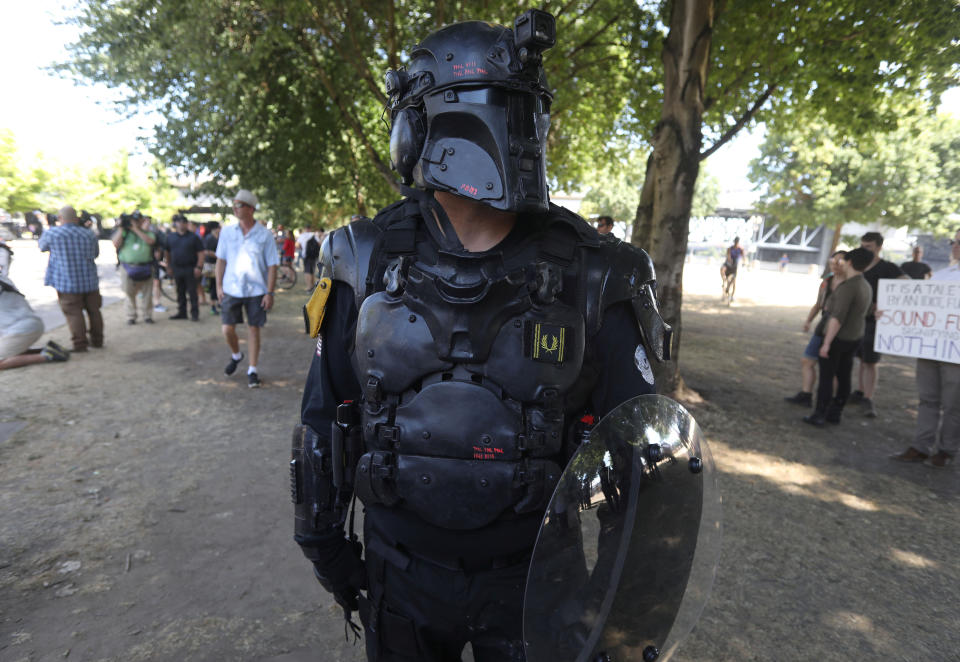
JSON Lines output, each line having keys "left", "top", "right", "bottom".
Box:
{"left": 784, "top": 229, "right": 959, "bottom": 469}
{"left": 0, "top": 191, "right": 334, "bottom": 388}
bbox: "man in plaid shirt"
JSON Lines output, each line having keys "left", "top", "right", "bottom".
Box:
{"left": 39, "top": 206, "right": 104, "bottom": 351}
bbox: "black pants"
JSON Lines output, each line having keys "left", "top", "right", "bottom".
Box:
{"left": 207, "top": 274, "right": 217, "bottom": 305}
{"left": 815, "top": 337, "right": 861, "bottom": 415}
{"left": 360, "top": 527, "right": 527, "bottom": 662}
{"left": 174, "top": 272, "right": 199, "bottom": 319}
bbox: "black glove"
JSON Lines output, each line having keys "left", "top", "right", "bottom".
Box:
{"left": 310, "top": 535, "right": 366, "bottom": 614}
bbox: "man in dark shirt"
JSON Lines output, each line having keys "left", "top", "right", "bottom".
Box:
{"left": 165, "top": 214, "right": 205, "bottom": 321}
{"left": 900, "top": 245, "right": 932, "bottom": 280}
{"left": 851, "top": 231, "right": 908, "bottom": 417}
{"left": 203, "top": 222, "right": 221, "bottom": 315}
{"left": 803, "top": 247, "right": 874, "bottom": 426}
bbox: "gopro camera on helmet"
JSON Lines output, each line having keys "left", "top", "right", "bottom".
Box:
{"left": 385, "top": 10, "right": 556, "bottom": 214}
{"left": 514, "top": 9, "right": 556, "bottom": 60}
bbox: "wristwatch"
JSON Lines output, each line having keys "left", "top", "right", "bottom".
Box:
{"left": 267, "top": 291, "right": 275, "bottom": 296}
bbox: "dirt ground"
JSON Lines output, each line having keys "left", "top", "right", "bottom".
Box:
{"left": 1, "top": 263, "right": 957, "bottom": 662}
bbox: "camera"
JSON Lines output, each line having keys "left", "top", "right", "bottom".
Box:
{"left": 119, "top": 210, "right": 143, "bottom": 230}
{"left": 514, "top": 9, "right": 556, "bottom": 62}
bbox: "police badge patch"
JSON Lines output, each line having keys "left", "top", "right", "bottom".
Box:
{"left": 524, "top": 321, "right": 569, "bottom": 364}
{"left": 634, "top": 343, "right": 654, "bottom": 385}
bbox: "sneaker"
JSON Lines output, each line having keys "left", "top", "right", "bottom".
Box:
{"left": 45, "top": 340, "right": 69, "bottom": 355}
{"left": 862, "top": 398, "right": 877, "bottom": 418}
{"left": 848, "top": 390, "right": 864, "bottom": 404}
{"left": 891, "top": 447, "right": 928, "bottom": 463}
{"left": 211, "top": 306, "right": 220, "bottom": 315}
{"left": 41, "top": 345, "right": 69, "bottom": 362}
{"left": 247, "top": 372, "right": 262, "bottom": 389}
{"left": 154, "top": 304, "right": 167, "bottom": 313}
{"left": 144, "top": 318, "right": 155, "bottom": 324}
{"left": 169, "top": 314, "right": 188, "bottom": 320}
{"left": 784, "top": 391, "right": 812, "bottom": 406}
{"left": 924, "top": 451, "right": 954, "bottom": 468}
{"left": 127, "top": 319, "right": 136, "bottom": 325}
{"left": 225, "top": 353, "right": 244, "bottom": 376}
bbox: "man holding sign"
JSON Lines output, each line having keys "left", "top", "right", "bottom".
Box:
{"left": 891, "top": 229, "right": 960, "bottom": 468}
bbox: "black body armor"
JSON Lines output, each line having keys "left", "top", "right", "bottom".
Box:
{"left": 318, "top": 199, "right": 671, "bottom": 536}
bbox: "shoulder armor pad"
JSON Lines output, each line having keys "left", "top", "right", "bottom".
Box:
{"left": 541, "top": 203, "right": 601, "bottom": 247}
{"left": 319, "top": 199, "right": 417, "bottom": 312}
{"left": 319, "top": 220, "right": 382, "bottom": 312}
{"left": 583, "top": 238, "right": 672, "bottom": 362}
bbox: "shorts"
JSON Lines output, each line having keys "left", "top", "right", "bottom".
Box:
{"left": 0, "top": 321, "right": 44, "bottom": 360}
{"left": 220, "top": 294, "right": 267, "bottom": 327}
{"left": 303, "top": 257, "right": 317, "bottom": 275}
{"left": 856, "top": 319, "right": 880, "bottom": 363}
{"left": 803, "top": 333, "right": 823, "bottom": 360}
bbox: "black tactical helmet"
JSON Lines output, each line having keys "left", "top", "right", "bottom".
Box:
{"left": 386, "top": 9, "right": 556, "bottom": 214}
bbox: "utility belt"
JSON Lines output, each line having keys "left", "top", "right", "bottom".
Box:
{"left": 365, "top": 528, "right": 532, "bottom": 574}
{"left": 354, "top": 450, "right": 562, "bottom": 531}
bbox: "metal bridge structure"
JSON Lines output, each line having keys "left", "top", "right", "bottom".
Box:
{"left": 688, "top": 208, "right": 835, "bottom": 266}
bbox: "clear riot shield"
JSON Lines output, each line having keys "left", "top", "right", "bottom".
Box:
{"left": 523, "top": 395, "right": 722, "bottom": 662}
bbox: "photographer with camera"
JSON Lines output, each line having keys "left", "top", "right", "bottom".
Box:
{"left": 112, "top": 211, "right": 157, "bottom": 325}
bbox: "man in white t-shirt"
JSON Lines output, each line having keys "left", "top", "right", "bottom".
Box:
{"left": 892, "top": 227, "right": 960, "bottom": 468}
{"left": 215, "top": 189, "right": 280, "bottom": 388}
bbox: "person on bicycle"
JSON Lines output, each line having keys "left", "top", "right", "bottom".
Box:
{"left": 281, "top": 230, "right": 296, "bottom": 265}
{"left": 721, "top": 236, "right": 745, "bottom": 290}
{"left": 724, "top": 236, "right": 744, "bottom": 275}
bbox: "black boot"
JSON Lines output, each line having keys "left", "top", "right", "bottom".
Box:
{"left": 803, "top": 411, "right": 826, "bottom": 426}
{"left": 825, "top": 398, "right": 845, "bottom": 424}
{"left": 784, "top": 391, "right": 813, "bottom": 406}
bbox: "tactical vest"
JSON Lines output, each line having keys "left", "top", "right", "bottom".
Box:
{"left": 320, "top": 200, "right": 669, "bottom": 533}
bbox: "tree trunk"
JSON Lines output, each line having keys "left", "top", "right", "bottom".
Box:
{"left": 828, "top": 220, "right": 844, "bottom": 256}
{"left": 630, "top": 0, "right": 714, "bottom": 395}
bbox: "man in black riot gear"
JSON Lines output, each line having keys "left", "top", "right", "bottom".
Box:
{"left": 292, "top": 10, "right": 672, "bottom": 661}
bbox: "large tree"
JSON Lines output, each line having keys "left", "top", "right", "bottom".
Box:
{"left": 627, "top": 0, "right": 960, "bottom": 391}
{"left": 61, "top": 0, "right": 644, "bottom": 226}
{"left": 750, "top": 106, "right": 960, "bottom": 252}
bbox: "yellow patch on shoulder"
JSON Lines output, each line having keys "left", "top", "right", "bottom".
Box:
{"left": 304, "top": 278, "right": 332, "bottom": 338}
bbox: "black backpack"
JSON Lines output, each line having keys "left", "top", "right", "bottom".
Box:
{"left": 304, "top": 236, "right": 320, "bottom": 260}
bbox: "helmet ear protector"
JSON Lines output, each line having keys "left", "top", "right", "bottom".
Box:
{"left": 386, "top": 67, "right": 433, "bottom": 184}
{"left": 389, "top": 107, "right": 426, "bottom": 185}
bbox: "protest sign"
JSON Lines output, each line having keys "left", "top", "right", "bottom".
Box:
{"left": 875, "top": 278, "right": 960, "bottom": 364}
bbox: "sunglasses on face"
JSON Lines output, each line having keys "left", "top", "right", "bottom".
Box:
{"left": 233, "top": 202, "right": 252, "bottom": 209}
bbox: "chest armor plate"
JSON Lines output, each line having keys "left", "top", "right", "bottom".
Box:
{"left": 352, "top": 247, "right": 586, "bottom": 529}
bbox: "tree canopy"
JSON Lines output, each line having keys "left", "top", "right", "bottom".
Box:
{"left": 62, "top": 0, "right": 650, "bottom": 227}
{"left": 0, "top": 129, "right": 179, "bottom": 221}
{"left": 750, "top": 104, "right": 960, "bottom": 242}
{"left": 0, "top": 130, "right": 50, "bottom": 213}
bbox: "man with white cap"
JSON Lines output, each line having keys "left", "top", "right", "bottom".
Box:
{"left": 215, "top": 189, "right": 279, "bottom": 388}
